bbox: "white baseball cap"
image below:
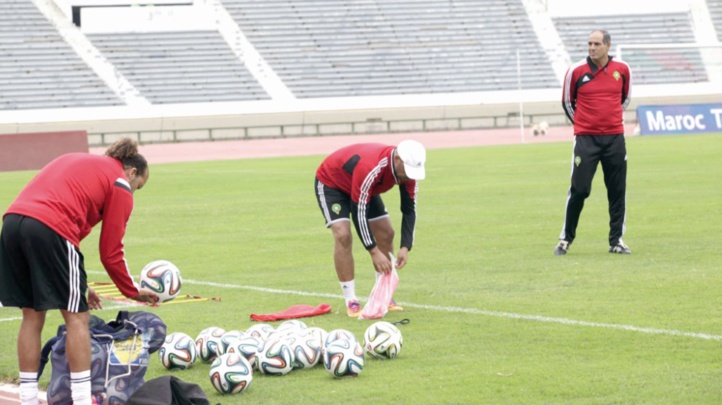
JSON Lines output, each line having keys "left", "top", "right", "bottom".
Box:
{"left": 396, "top": 140, "right": 426, "bottom": 180}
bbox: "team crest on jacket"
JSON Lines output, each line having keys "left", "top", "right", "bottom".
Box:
{"left": 574, "top": 156, "right": 582, "bottom": 166}
{"left": 332, "top": 203, "right": 341, "bottom": 214}
{"left": 613, "top": 71, "right": 621, "bottom": 81}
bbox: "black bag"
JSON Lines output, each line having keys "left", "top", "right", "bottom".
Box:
{"left": 126, "top": 376, "right": 210, "bottom": 405}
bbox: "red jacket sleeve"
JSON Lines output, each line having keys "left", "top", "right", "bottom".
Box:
{"left": 99, "top": 179, "right": 140, "bottom": 298}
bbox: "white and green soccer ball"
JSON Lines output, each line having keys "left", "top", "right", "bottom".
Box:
{"left": 139, "top": 260, "right": 182, "bottom": 303}
{"left": 209, "top": 353, "right": 252, "bottom": 395}
{"left": 159, "top": 332, "right": 197, "bottom": 370}
{"left": 323, "top": 338, "right": 364, "bottom": 378}
{"left": 256, "top": 337, "right": 294, "bottom": 376}
{"left": 363, "top": 321, "right": 403, "bottom": 359}
{"left": 195, "top": 326, "right": 226, "bottom": 363}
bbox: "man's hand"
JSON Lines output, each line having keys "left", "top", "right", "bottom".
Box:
{"left": 133, "top": 288, "right": 159, "bottom": 305}
{"left": 395, "top": 247, "right": 409, "bottom": 269}
{"left": 88, "top": 287, "right": 103, "bottom": 310}
{"left": 370, "top": 247, "right": 392, "bottom": 274}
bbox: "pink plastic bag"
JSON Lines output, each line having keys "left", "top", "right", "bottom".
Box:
{"left": 360, "top": 256, "right": 399, "bottom": 320}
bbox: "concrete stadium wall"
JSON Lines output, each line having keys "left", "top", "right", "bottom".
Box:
{"left": 0, "top": 85, "right": 718, "bottom": 147}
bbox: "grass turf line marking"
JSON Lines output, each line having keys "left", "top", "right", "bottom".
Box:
{"left": 85, "top": 272, "right": 722, "bottom": 341}
{"left": 0, "top": 302, "right": 143, "bottom": 323}
{"left": 184, "top": 279, "right": 722, "bottom": 342}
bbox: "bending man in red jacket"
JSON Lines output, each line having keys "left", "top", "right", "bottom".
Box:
{"left": 315, "top": 140, "right": 426, "bottom": 317}
{"left": 0, "top": 138, "right": 158, "bottom": 405}
{"left": 555, "top": 29, "right": 633, "bottom": 256}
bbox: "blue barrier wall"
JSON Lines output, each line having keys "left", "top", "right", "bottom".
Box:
{"left": 637, "top": 104, "right": 722, "bottom": 135}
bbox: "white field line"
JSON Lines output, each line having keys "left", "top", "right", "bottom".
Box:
{"left": 182, "top": 279, "right": 722, "bottom": 342}
{"left": 5, "top": 272, "right": 719, "bottom": 342}
{"left": 0, "top": 302, "right": 143, "bottom": 323}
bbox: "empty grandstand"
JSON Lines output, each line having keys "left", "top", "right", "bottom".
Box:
{"left": 0, "top": 0, "right": 721, "bottom": 145}
{"left": 86, "top": 30, "right": 269, "bottom": 104}
{"left": 222, "top": 0, "right": 558, "bottom": 98}
{"left": 0, "top": 0, "right": 121, "bottom": 110}
{"left": 708, "top": 0, "right": 722, "bottom": 41}
{"left": 554, "top": 12, "right": 709, "bottom": 84}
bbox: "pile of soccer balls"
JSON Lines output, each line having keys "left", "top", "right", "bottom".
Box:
{"left": 158, "top": 320, "right": 404, "bottom": 395}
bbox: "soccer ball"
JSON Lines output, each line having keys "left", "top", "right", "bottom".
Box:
{"left": 226, "top": 336, "right": 262, "bottom": 370}
{"left": 304, "top": 327, "right": 328, "bottom": 351}
{"left": 539, "top": 121, "right": 549, "bottom": 134}
{"left": 245, "top": 323, "right": 275, "bottom": 341}
{"left": 159, "top": 332, "right": 197, "bottom": 370}
{"left": 139, "top": 260, "right": 182, "bottom": 303}
{"left": 266, "top": 328, "right": 297, "bottom": 342}
{"left": 363, "top": 321, "right": 403, "bottom": 359}
{"left": 532, "top": 121, "right": 549, "bottom": 136}
{"left": 288, "top": 332, "right": 322, "bottom": 369}
{"left": 195, "top": 327, "right": 226, "bottom": 363}
{"left": 221, "top": 330, "right": 245, "bottom": 352}
{"left": 323, "top": 338, "right": 365, "bottom": 378}
{"left": 256, "top": 338, "right": 294, "bottom": 376}
{"left": 209, "top": 353, "right": 252, "bottom": 395}
{"left": 324, "top": 329, "right": 357, "bottom": 348}
{"left": 276, "top": 320, "right": 307, "bottom": 334}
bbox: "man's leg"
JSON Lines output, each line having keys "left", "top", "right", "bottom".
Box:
{"left": 18, "top": 308, "right": 45, "bottom": 405}
{"left": 314, "top": 178, "right": 360, "bottom": 316}
{"left": 602, "top": 134, "right": 629, "bottom": 249}
{"left": 60, "top": 310, "right": 92, "bottom": 405}
{"left": 369, "top": 217, "right": 394, "bottom": 260}
{"left": 557, "top": 136, "right": 600, "bottom": 252}
{"left": 8, "top": 216, "right": 93, "bottom": 403}
{"left": 329, "top": 221, "right": 362, "bottom": 317}
{"left": 330, "top": 221, "right": 355, "bottom": 284}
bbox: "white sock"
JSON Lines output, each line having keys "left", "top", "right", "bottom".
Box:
{"left": 19, "top": 372, "right": 38, "bottom": 405}
{"left": 70, "top": 370, "right": 92, "bottom": 405}
{"left": 340, "top": 280, "right": 356, "bottom": 303}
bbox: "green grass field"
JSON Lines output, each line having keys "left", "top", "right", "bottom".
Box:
{"left": 1, "top": 134, "right": 721, "bottom": 404}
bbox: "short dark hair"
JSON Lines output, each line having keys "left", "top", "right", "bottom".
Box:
{"left": 591, "top": 29, "right": 611, "bottom": 45}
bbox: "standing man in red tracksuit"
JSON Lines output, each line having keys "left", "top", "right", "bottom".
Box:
{"left": 315, "top": 140, "right": 425, "bottom": 317}
{"left": 554, "top": 29, "right": 633, "bottom": 256}
{"left": 0, "top": 138, "right": 158, "bottom": 405}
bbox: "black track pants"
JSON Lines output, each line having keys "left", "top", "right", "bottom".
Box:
{"left": 559, "top": 134, "right": 627, "bottom": 246}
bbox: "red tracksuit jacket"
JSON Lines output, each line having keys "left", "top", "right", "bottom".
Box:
{"left": 562, "top": 56, "right": 632, "bottom": 135}
{"left": 316, "top": 143, "right": 418, "bottom": 251}
{"left": 5, "top": 153, "right": 140, "bottom": 298}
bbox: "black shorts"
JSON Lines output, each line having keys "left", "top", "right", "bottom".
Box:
{"left": 314, "top": 177, "right": 388, "bottom": 226}
{"left": 0, "top": 214, "right": 88, "bottom": 312}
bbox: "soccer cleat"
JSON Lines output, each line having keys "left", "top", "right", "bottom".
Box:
{"left": 388, "top": 298, "right": 404, "bottom": 312}
{"left": 346, "top": 300, "right": 361, "bottom": 317}
{"left": 554, "top": 240, "right": 570, "bottom": 256}
{"left": 609, "top": 242, "right": 631, "bottom": 254}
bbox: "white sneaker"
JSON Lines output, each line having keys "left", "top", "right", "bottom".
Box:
{"left": 554, "top": 240, "right": 570, "bottom": 256}
{"left": 609, "top": 242, "right": 631, "bottom": 254}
